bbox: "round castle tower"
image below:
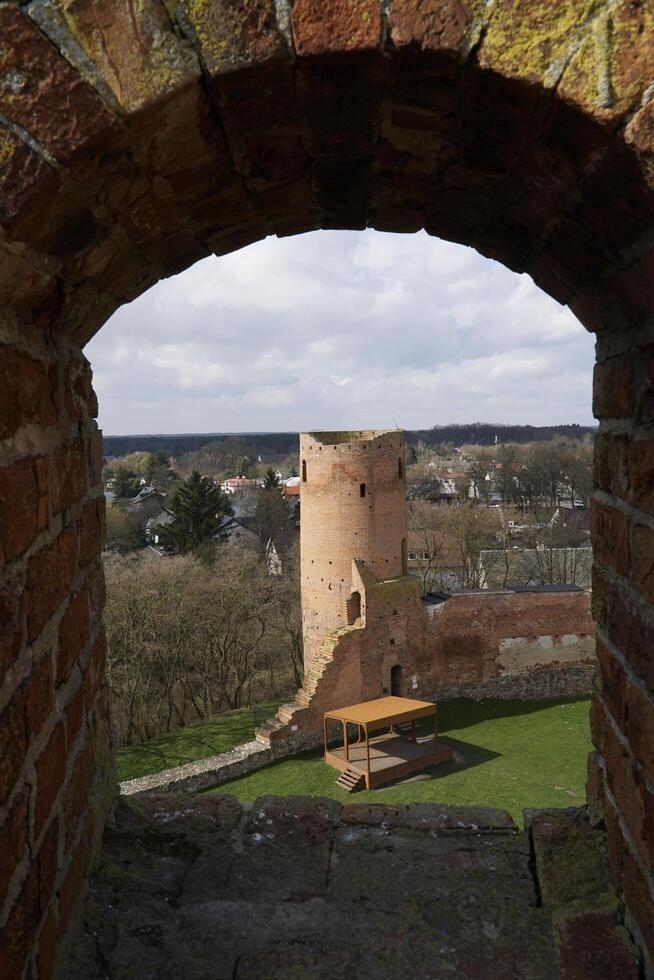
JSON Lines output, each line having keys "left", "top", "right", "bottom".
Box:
{"left": 300, "top": 429, "right": 408, "bottom": 673}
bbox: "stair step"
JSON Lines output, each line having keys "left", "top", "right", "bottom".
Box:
{"left": 336, "top": 768, "right": 364, "bottom": 793}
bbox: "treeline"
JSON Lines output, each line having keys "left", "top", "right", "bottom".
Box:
{"left": 104, "top": 431, "right": 298, "bottom": 459}
{"left": 411, "top": 423, "right": 596, "bottom": 447}
{"left": 104, "top": 423, "right": 596, "bottom": 461}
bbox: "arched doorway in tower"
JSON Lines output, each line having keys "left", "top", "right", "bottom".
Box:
{"left": 390, "top": 664, "right": 404, "bottom": 697}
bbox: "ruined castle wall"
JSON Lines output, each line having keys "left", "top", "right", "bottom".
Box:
{"left": 1, "top": 1, "right": 654, "bottom": 972}
{"left": 300, "top": 430, "right": 407, "bottom": 670}
{"left": 272, "top": 587, "right": 595, "bottom": 748}
{"left": 0, "top": 325, "right": 114, "bottom": 980}
{"left": 417, "top": 589, "right": 596, "bottom": 698}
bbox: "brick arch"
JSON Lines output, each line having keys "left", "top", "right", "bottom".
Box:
{"left": 1, "top": 2, "right": 654, "bottom": 975}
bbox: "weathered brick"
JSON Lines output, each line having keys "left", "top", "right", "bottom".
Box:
{"left": 293, "top": 0, "right": 381, "bottom": 56}
{"left": 56, "top": 832, "right": 90, "bottom": 940}
{"left": 0, "top": 863, "right": 39, "bottom": 980}
{"left": 64, "top": 681, "right": 85, "bottom": 752}
{"left": 605, "top": 580, "right": 654, "bottom": 692}
{"left": 0, "top": 689, "right": 27, "bottom": 806}
{"left": 623, "top": 854, "right": 654, "bottom": 964}
{"left": 590, "top": 501, "right": 630, "bottom": 578}
{"left": 604, "top": 720, "right": 654, "bottom": 871}
{"left": 632, "top": 523, "right": 654, "bottom": 604}
{"left": 36, "top": 903, "right": 58, "bottom": 980}
{"left": 37, "top": 814, "right": 60, "bottom": 912}
{"left": 604, "top": 796, "right": 627, "bottom": 895}
{"left": 556, "top": 909, "right": 640, "bottom": 980}
{"left": 22, "top": 651, "right": 54, "bottom": 739}
{"left": 589, "top": 694, "right": 607, "bottom": 754}
{"left": 592, "top": 353, "right": 635, "bottom": 419}
{"left": 51, "top": 439, "right": 87, "bottom": 516}
{"left": 1, "top": 585, "right": 24, "bottom": 684}
{"left": 595, "top": 638, "right": 627, "bottom": 731}
{"left": 78, "top": 497, "right": 105, "bottom": 568}
{"left": 0, "top": 347, "right": 58, "bottom": 441}
{"left": 65, "top": 358, "right": 98, "bottom": 425}
{"left": 0, "top": 5, "right": 113, "bottom": 162}
{"left": 88, "top": 430, "right": 104, "bottom": 487}
{"left": 629, "top": 438, "right": 654, "bottom": 514}
{"left": 56, "top": 588, "right": 89, "bottom": 688}
{"left": 0, "top": 783, "right": 28, "bottom": 914}
{"left": 34, "top": 723, "right": 66, "bottom": 840}
{"left": 51, "top": 0, "right": 199, "bottom": 114}
{"left": 626, "top": 682, "right": 654, "bottom": 788}
{"left": 0, "top": 455, "right": 49, "bottom": 563}
{"left": 63, "top": 738, "right": 94, "bottom": 846}
{"left": 26, "top": 531, "right": 78, "bottom": 643}
{"left": 609, "top": 251, "right": 654, "bottom": 318}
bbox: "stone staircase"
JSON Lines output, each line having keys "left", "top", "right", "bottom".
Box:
{"left": 335, "top": 768, "right": 365, "bottom": 792}
{"left": 255, "top": 633, "right": 342, "bottom": 747}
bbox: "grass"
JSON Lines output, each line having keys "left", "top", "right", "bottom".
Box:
{"left": 207, "top": 697, "right": 593, "bottom": 826}
{"left": 116, "top": 700, "right": 284, "bottom": 782}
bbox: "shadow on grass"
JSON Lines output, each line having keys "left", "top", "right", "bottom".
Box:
{"left": 372, "top": 735, "right": 500, "bottom": 792}
{"left": 437, "top": 696, "right": 591, "bottom": 734}
{"left": 118, "top": 701, "right": 283, "bottom": 781}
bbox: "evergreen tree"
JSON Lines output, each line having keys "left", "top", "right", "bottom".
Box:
{"left": 162, "top": 471, "right": 233, "bottom": 553}
{"left": 263, "top": 467, "right": 280, "bottom": 489}
{"left": 144, "top": 450, "right": 170, "bottom": 485}
{"left": 255, "top": 488, "right": 292, "bottom": 545}
{"left": 112, "top": 466, "right": 141, "bottom": 499}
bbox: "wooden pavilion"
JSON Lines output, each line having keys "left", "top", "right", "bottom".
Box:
{"left": 324, "top": 695, "right": 452, "bottom": 792}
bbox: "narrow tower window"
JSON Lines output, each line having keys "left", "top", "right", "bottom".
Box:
{"left": 401, "top": 537, "right": 407, "bottom": 574}
{"left": 347, "top": 591, "right": 361, "bottom": 625}
{"left": 360, "top": 482, "right": 366, "bottom": 498}
{"left": 302, "top": 459, "right": 307, "bottom": 482}
{"left": 398, "top": 456, "right": 404, "bottom": 479}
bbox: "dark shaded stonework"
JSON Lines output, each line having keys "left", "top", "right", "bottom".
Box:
{"left": 67, "top": 796, "right": 639, "bottom": 980}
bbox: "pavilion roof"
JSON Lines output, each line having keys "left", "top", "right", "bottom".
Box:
{"left": 324, "top": 695, "right": 435, "bottom": 728}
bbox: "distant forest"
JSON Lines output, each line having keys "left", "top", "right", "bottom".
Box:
{"left": 103, "top": 423, "right": 596, "bottom": 459}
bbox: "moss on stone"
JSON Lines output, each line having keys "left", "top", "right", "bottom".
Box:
{"left": 479, "top": 0, "right": 604, "bottom": 85}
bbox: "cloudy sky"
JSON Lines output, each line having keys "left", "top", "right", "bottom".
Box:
{"left": 86, "top": 230, "right": 595, "bottom": 435}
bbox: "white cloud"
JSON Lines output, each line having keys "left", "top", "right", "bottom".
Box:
{"left": 85, "top": 230, "right": 595, "bottom": 434}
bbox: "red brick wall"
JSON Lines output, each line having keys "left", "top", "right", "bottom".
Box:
{"left": 589, "top": 333, "right": 654, "bottom": 963}
{"left": 0, "top": 1, "right": 652, "bottom": 972}
{"left": 274, "top": 582, "right": 595, "bottom": 736}
{"left": 0, "top": 326, "right": 113, "bottom": 980}
{"left": 301, "top": 431, "right": 407, "bottom": 671}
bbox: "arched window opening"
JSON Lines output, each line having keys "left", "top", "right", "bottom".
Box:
{"left": 391, "top": 664, "right": 403, "bottom": 697}
{"left": 360, "top": 482, "right": 366, "bottom": 498}
{"left": 302, "top": 459, "right": 307, "bottom": 482}
{"left": 347, "top": 590, "right": 361, "bottom": 625}
{"left": 401, "top": 537, "right": 407, "bottom": 574}
{"left": 398, "top": 456, "right": 404, "bottom": 479}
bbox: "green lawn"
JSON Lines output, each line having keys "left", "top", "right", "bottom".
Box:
{"left": 208, "top": 697, "right": 593, "bottom": 825}
{"left": 117, "top": 700, "right": 283, "bottom": 782}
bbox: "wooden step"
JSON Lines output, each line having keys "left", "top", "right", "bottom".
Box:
{"left": 336, "top": 768, "right": 365, "bottom": 793}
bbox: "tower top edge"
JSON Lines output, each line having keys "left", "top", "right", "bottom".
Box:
{"left": 302, "top": 428, "right": 404, "bottom": 446}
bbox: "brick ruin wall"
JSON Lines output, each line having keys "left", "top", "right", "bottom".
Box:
{"left": 265, "top": 584, "right": 596, "bottom": 751}
{"left": 0, "top": 1, "right": 654, "bottom": 975}
{"left": 421, "top": 589, "right": 596, "bottom": 701}
{"left": 0, "top": 331, "right": 114, "bottom": 980}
